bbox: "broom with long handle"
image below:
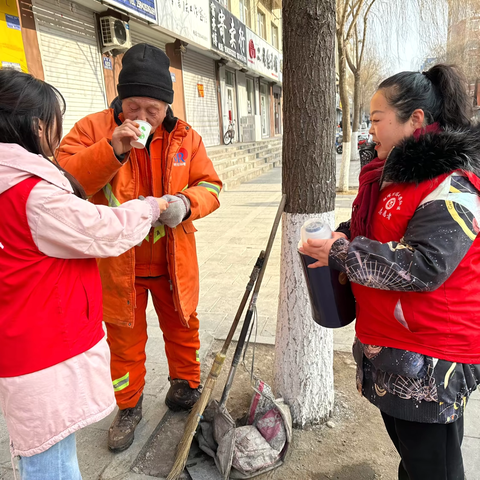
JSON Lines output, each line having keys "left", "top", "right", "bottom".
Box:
{"left": 167, "top": 194, "right": 287, "bottom": 480}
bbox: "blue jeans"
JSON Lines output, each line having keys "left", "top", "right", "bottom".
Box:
{"left": 18, "top": 433, "right": 82, "bottom": 480}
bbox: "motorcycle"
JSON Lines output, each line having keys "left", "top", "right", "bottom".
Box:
{"left": 336, "top": 133, "right": 369, "bottom": 154}
{"left": 359, "top": 137, "right": 377, "bottom": 168}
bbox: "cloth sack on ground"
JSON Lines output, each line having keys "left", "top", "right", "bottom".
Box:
{"left": 196, "top": 379, "right": 292, "bottom": 479}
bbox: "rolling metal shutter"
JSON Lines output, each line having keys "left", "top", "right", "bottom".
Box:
{"left": 32, "top": 0, "right": 107, "bottom": 135}
{"left": 130, "top": 28, "right": 166, "bottom": 51}
{"left": 182, "top": 50, "right": 220, "bottom": 147}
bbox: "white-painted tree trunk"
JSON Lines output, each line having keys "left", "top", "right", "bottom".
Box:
{"left": 274, "top": 211, "right": 335, "bottom": 428}
{"left": 350, "top": 131, "right": 359, "bottom": 161}
{"left": 338, "top": 141, "right": 352, "bottom": 192}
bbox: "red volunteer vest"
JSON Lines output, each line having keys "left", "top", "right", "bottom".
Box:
{"left": 353, "top": 172, "right": 480, "bottom": 363}
{"left": 0, "top": 177, "right": 104, "bottom": 377}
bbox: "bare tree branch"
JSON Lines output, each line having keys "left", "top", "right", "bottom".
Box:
{"left": 345, "top": 0, "right": 366, "bottom": 41}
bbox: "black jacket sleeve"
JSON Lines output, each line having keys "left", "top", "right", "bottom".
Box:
{"left": 329, "top": 180, "right": 480, "bottom": 292}
{"left": 336, "top": 219, "right": 351, "bottom": 239}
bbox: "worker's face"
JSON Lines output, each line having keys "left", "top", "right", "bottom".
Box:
{"left": 368, "top": 91, "right": 421, "bottom": 160}
{"left": 122, "top": 97, "right": 168, "bottom": 132}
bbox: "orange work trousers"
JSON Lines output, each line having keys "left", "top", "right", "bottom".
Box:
{"left": 106, "top": 276, "right": 200, "bottom": 409}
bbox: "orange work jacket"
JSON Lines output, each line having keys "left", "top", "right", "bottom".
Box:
{"left": 57, "top": 107, "right": 222, "bottom": 327}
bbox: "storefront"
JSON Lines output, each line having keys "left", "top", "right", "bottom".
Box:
{"left": 32, "top": 0, "right": 107, "bottom": 134}
{"left": 155, "top": 0, "right": 219, "bottom": 145}
{"left": 210, "top": 0, "right": 247, "bottom": 143}
{"left": 273, "top": 84, "right": 282, "bottom": 135}
{"left": 182, "top": 48, "right": 220, "bottom": 146}
{"left": 245, "top": 28, "right": 282, "bottom": 139}
{"left": 259, "top": 81, "right": 270, "bottom": 138}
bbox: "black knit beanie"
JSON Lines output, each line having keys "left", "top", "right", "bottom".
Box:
{"left": 117, "top": 43, "right": 174, "bottom": 104}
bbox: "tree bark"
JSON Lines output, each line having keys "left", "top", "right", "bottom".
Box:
{"left": 275, "top": 0, "right": 336, "bottom": 427}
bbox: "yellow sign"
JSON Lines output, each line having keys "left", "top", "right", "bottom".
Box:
{"left": 0, "top": 0, "right": 28, "bottom": 72}
{"left": 197, "top": 83, "right": 204, "bottom": 97}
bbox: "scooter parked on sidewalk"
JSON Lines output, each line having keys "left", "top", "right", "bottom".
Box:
{"left": 335, "top": 133, "right": 369, "bottom": 154}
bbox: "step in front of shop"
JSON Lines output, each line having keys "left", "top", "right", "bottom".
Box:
{"left": 207, "top": 138, "right": 282, "bottom": 191}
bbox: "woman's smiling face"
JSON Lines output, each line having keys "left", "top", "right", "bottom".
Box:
{"left": 369, "top": 90, "right": 420, "bottom": 160}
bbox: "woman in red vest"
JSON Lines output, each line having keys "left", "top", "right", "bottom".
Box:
{"left": 0, "top": 70, "right": 169, "bottom": 478}
{"left": 302, "top": 64, "right": 480, "bottom": 480}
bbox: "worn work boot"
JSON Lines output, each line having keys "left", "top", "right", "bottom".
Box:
{"left": 165, "top": 379, "right": 202, "bottom": 412}
{"left": 108, "top": 394, "right": 143, "bottom": 452}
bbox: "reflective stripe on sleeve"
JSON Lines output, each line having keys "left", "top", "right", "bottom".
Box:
{"left": 103, "top": 183, "right": 121, "bottom": 207}
{"left": 197, "top": 181, "right": 221, "bottom": 196}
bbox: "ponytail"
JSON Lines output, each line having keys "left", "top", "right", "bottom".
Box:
{"left": 425, "top": 64, "right": 472, "bottom": 129}
{"left": 378, "top": 64, "right": 472, "bottom": 129}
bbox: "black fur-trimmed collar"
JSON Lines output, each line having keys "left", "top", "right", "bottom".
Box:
{"left": 383, "top": 124, "right": 480, "bottom": 184}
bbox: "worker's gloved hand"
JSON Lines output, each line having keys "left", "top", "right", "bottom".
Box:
{"left": 155, "top": 194, "right": 190, "bottom": 228}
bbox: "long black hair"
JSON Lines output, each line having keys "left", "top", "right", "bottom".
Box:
{"left": 378, "top": 64, "right": 472, "bottom": 129}
{"left": 0, "top": 69, "right": 86, "bottom": 198}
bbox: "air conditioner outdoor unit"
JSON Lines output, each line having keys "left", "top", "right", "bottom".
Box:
{"left": 100, "top": 17, "right": 132, "bottom": 51}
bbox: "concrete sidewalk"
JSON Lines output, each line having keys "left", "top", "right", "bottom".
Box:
{"left": 1, "top": 164, "right": 479, "bottom": 479}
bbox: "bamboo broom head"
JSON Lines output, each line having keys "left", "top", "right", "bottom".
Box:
{"left": 167, "top": 353, "right": 226, "bottom": 480}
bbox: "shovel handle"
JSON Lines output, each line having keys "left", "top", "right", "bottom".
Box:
{"left": 219, "top": 307, "right": 255, "bottom": 407}
{"left": 220, "top": 251, "right": 265, "bottom": 356}
{"left": 219, "top": 194, "right": 286, "bottom": 408}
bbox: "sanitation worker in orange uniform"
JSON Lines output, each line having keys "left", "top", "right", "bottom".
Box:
{"left": 57, "top": 43, "right": 222, "bottom": 452}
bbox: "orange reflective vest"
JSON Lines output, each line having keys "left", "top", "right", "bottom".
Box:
{"left": 57, "top": 108, "right": 222, "bottom": 327}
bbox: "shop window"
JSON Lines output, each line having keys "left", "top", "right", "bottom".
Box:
{"left": 257, "top": 10, "right": 266, "bottom": 39}
{"left": 246, "top": 77, "right": 255, "bottom": 115}
{"left": 225, "top": 70, "right": 235, "bottom": 87}
{"left": 218, "top": 0, "right": 231, "bottom": 10}
{"left": 272, "top": 24, "right": 278, "bottom": 49}
{"left": 239, "top": 0, "right": 251, "bottom": 27}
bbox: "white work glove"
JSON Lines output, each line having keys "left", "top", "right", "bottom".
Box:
{"left": 155, "top": 194, "right": 191, "bottom": 228}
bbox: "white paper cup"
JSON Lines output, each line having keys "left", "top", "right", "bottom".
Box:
{"left": 130, "top": 120, "right": 152, "bottom": 149}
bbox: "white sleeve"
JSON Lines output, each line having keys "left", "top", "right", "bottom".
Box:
{"left": 27, "top": 180, "right": 154, "bottom": 259}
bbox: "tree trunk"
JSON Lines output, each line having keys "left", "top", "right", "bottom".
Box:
{"left": 337, "top": 32, "right": 351, "bottom": 192}
{"left": 275, "top": 0, "right": 335, "bottom": 427}
{"left": 351, "top": 72, "right": 361, "bottom": 161}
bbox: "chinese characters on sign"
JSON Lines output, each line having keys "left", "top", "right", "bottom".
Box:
{"left": 246, "top": 28, "right": 282, "bottom": 83}
{"left": 104, "top": 0, "right": 156, "bottom": 22}
{"left": 5, "top": 14, "right": 21, "bottom": 30}
{"left": 103, "top": 57, "right": 113, "bottom": 70}
{"left": 210, "top": 0, "right": 246, "bottom": 66}
{"left": 157, "top": 0, "right": 210, "bottom": 49}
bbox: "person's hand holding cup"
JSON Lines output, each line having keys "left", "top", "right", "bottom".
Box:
{"left": 111, "top": 119, "right": 152, "bottom": 156}
{"left": 130, "top": 120, "right": 152, "bottom": 149}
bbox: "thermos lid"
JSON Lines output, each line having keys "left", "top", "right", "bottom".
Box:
{"left": 304, "top": 220, "right": 324, "bottom": 234}
{"left": 301, "top": 219, "right": 332, "bottom": 243}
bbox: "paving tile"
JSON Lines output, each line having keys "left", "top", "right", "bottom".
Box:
{"left": 463, "top": 435, "right": 480, "bottom": 479}
{"left": 198, "top": 312, "right": 228, "bottom": 334}
{"left": 76, "top": 426, "right": 116, "bottom": 480}
{"left": 465, "top": 398, "right": 480, "bottom": 439}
